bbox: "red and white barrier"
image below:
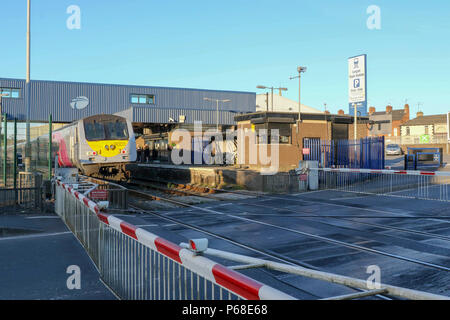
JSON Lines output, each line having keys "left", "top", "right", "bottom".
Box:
{"left": 56, "top": 180, "right": 100, "bottom": 214}
{"left": 97, "top": 212, "right": 294, "bottom": 300}
{"left": 311, "top": 167, "right": 450, "bottom": 177}
{"left": 57, "top": 179, "right": 293, "bottom": 300}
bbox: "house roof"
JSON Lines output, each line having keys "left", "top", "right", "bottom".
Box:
{"left": 371, "top": 109, "right": 407, "bottom": 121}
{"left": 256, "top": 94, "right": 323, "bottom": 114}
{"left": 401, "top": 114, "right": 448, "bottom": 127}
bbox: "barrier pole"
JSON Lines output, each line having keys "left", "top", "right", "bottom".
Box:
{"left": 13, "top": 119, "right": 17, "bottom": 189}
{"left": 48, "top": 114, "right": 52, "bottom": 180}
{"left": 3, "top": 114, "right": 7, "bottom": 187}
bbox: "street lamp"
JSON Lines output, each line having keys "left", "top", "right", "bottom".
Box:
{"left": 204, "top": 98, "right": 231, "bottom": 132}
{"left": 289, "top": 66, "right": 307, "bottom": 122}
{"left": 25, "top": 0, "right": 31, "bottom": 172}
{"left": 256, "top": 86, "right": 288, "bottom": 111}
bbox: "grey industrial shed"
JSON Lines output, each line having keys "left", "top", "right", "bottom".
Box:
{"left": 0, "top": 78, "right": 256, "bottom": 124}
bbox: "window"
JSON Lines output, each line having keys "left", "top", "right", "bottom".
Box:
{"left": 406, "top": 127, "right": 410, "bottom": 135}
{"left": 84, "top": 117, "right": 129, "bottom": 141}
{"left": 255, "top": 123, "right": 291, "bottom": 145}
{"left": 0, "top": 88, "right": 21, "bottom": 99}
{"left": 131, "top": 94, "right": 155, "bottom": 105}
{"left": 425, "top": 126, "right": 429, "bottom": 134}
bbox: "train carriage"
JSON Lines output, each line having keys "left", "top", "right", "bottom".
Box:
{"left": 51, "top": 114, "right": 136, "bottom": 178}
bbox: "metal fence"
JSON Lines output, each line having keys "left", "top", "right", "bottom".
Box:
{"left": 386, "top": 134, "right": 449, "bottom": 146}
{"left": 0, "top": 187, "right": 42, "bottom": 209}
{"left": 304, "top": 137, "right": 385, "bottom": 169}
{"left": 312, "top": 168, "right": 450, "bottom": 202}
{"left": 83, "top": 177, "right": 128, "bottom": 210}
{"left": 0, "top": 115, "right": 56, "bottom": 188}
{"left": 54, "top": 179, "right": 293, "bottom": 300}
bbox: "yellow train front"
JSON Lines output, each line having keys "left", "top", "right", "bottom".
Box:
{"left": 53, "top": 114, "right": 137, "bottom": 178}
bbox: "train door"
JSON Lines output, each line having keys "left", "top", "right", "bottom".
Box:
{"left": 70, "top": 126, "right": 78, "bottom": 167}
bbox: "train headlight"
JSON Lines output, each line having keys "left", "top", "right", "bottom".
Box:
{"left": 110, "top": 145, "right": 116, "bottom": 150}
{"left": 105, "top": 145, "right": 110, "bottom": 150}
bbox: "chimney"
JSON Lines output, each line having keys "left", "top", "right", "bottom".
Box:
{"left": 338, "top": 109, "right": 345, "bottom": 115}
{"left": 416, "top": 111, "right": 424, "bottom": 118}
{"left": 369, "top": 106, "right": 376, "bottom": 115}
{"left": 386, "top": 105, "right": 393, "bottom": 113}
{"left": 404, "top": 103, "right": 410, "bottom": 120}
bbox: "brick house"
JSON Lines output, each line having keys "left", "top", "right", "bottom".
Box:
{"left": 368, "top": 104, "right": 410, "bottom": 137}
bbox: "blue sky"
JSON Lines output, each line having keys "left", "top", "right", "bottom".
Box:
{"left": 1, "top": 0, "right": 449, "bottom": 115}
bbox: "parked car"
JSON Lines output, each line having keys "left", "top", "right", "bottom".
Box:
{"left": 386, "top": 144, "right": 403, "bottom": 156}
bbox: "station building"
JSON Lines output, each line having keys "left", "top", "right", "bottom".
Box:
{"left": 234, "top": 111, "right": 370, "bottom": 172}
{"left": 0, "top": 78, "right": 256, "bottom": 157}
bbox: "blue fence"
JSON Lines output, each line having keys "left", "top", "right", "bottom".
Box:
{"left": 304, "top": 137, "right": 385, "bottom": 169}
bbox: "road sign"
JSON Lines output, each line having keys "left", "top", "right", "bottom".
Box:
{"left": 90, "top": 190, "right": 108, "bottom": 200}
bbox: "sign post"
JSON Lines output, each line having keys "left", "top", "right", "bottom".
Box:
{"left": 348, "top": 54, "right": 367, "bottom": 116}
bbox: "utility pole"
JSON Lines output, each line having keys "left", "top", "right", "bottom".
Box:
{"left": 203, "top": 98, "right": 231, "bottom": 132}
{"left": 290, "top": 66, "right": 307, "bottom": 131}
{"left": 25, "top": 0, "right": 32, "bottom": 172}
{"left": 354, "top": 103, "right": 358, "bottom": 140}
{"left": 256, "top": 86, "right": 287, "bottom": 112}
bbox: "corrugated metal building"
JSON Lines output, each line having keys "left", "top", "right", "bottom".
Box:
{"left": 0, "top": 78, "right": 256, "bottom": 125}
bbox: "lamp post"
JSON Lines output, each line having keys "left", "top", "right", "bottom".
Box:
{"left": 203, "top": 98, "right": 231, "bottom": 132}
{"left": 289, "top": 66, "right": 307, "bottom": 123}
{"left": 256, "top": 86, "right": 288, "bottom": 111}
{"left": 25, "top": 0, "right": 32, "bottom": 172}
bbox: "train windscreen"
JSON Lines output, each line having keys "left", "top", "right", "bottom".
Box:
{"left": 84, "top": 117, "right": 129, "bottom": 141}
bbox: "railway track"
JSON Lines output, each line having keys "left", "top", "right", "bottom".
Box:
{"left": 84, "top": 174, "right": 450, "bottom": 296}
{"left": 126, "top": 188, "right": 450, "bottom": 274}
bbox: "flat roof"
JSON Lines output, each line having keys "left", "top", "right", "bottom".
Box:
{"left": 234, "top": 111, "right": 369, "bottom": 124}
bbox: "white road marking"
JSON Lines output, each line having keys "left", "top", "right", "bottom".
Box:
{"left": 0, "top": 231, "right": 72, "bottom": 241}
{"left": 26, "top": 216, "right": 60, "bottom": 219}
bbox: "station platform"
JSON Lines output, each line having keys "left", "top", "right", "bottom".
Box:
{"left": 129, "top": 163, "right": 300, "bottom": 193}
{"left": 0, "top": 209, "right": 115, "bottom": 300}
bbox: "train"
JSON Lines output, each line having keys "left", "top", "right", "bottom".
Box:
{"left": 52, "top": 114, "right": 137, "bottom": 178}
{"left": 12, "top": 114, "right": 137, "bottom": 179}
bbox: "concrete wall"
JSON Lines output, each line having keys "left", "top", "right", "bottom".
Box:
{"left": 129, "top": 164, "right": 299, "bottom": 193}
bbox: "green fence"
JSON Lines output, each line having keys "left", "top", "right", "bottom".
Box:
{"left": 0, "top": 114, "right": 54, "bottom": 188}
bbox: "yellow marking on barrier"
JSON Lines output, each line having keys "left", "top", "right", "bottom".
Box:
{"left": 87, "top": 140, "right": 129, "bottom": 158}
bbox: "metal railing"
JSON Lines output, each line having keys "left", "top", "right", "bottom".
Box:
{"left": 0, "top": 187, "right": 43, "bottom": 209}
{"left": 304, "top": 137, "right": 385, "bottom": 169}
{"left": 54, "top": 179, "right": 294, "bottom": 300}
{"left": 386, "top": 135, "right": 449, "bottom": 145}
{"left": 179, "top": 243, "right": 449, "bottom": 300}
{"left": 83, "top": 176, "right": 128, "bottom": 210}
{"left": 311, "top": 168, "right": 450, "bottom": 202}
